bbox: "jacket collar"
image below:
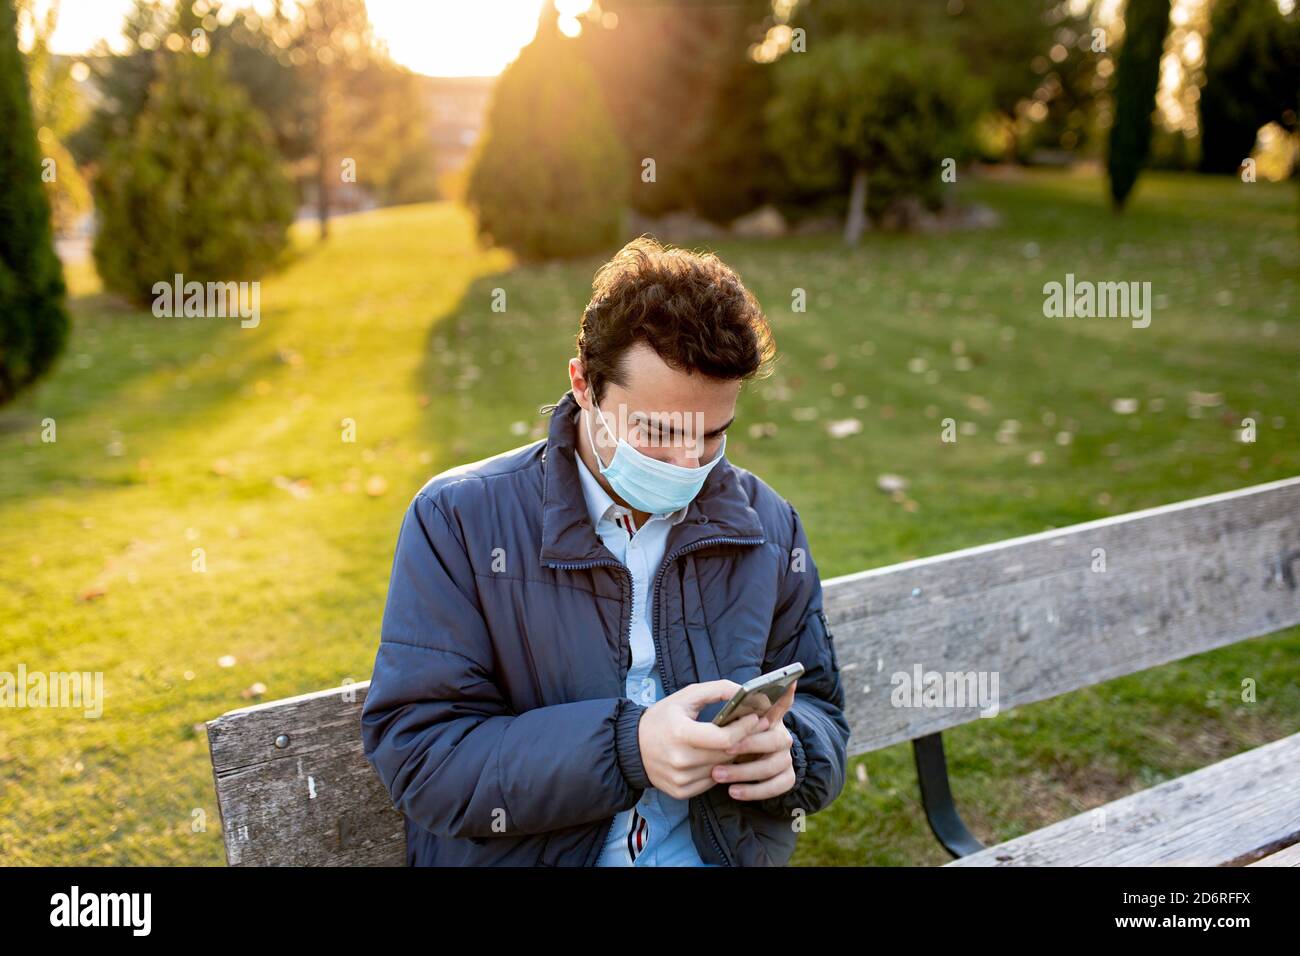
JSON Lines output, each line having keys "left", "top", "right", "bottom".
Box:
{"left": 539, "top": 389, "right": 765, "bottom": 566}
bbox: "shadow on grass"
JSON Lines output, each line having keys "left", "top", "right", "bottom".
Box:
{"left": 0, "top": 288, "right": 300, "bottom": 504}
{"left": 413, "top": 254, "right": 612, "bottom": 462}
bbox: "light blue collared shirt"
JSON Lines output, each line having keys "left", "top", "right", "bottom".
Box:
{"left": 574, "top": 450, "right": 720, "bottom": 866}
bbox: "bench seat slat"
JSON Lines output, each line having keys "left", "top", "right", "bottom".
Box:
{"left": 1248, "top": 842, "right": 1300, "bottom": 867}
{"left": 945, "top": 731, "right": 1300, "bottom": 866}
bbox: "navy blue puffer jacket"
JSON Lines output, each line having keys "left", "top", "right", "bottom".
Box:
{"left": 360, "top": 390, "right": 850, "bottom": 865}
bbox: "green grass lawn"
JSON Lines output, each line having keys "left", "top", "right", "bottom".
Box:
{"left": 1, "top": 168, "right": 1296, "bottom": 865}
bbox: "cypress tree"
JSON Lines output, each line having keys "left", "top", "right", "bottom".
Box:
{"left": 0, "top": 0, "right": 69, "bottom": 405}
{"left": 1107, "top": 0, "right": 1173, "bottom": 210}
{"left": 466, "top": 14, "right": 627, "bottom": 260}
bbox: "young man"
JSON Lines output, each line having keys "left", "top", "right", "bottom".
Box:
{"left": 361, "top": 238, "right": 849, "bottom": 866}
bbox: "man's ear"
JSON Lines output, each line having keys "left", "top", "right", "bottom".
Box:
{"left": 568, "top": 357, "right": 591, "bottom": 409}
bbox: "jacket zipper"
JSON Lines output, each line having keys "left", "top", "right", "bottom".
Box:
{"left": 651, "top": 533, "right": 765, "bottom": 868}
{"left": 543, "top": 555, "right": 634, "bottom": 867}
{"left": 547, "top": 531, "right": 764, "bottom": 868}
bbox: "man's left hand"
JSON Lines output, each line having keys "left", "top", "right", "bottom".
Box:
{"left": 710, "top": 680, "right": 797, "bottom": 801}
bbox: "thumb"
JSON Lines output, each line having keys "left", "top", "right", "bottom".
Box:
{"left": 765, "top": 679, "right": 797, "bottom": 724}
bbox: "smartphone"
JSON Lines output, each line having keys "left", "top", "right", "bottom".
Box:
{"left": 712, "top": 662, "right": 804, "bottom": 728}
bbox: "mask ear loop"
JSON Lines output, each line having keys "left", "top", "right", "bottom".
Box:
{"left": 584, "top": 388, "right": 614, "bottom": 470}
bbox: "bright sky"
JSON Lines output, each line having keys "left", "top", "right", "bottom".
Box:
{"left": 35, "top": 0, "right": 593, "bottom": 77}
{"left": 40, "top": 0, "right": 1297, "bottom": 83}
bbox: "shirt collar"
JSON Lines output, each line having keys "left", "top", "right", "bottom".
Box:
{"left": 573, "top": 447, "right": 689, "bottom": 529}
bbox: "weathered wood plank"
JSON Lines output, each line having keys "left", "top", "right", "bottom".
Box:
{"left": 945, "top": 731, "right": 1300, "bottom": 866}
{"left": 206, "top": 683, "right": 403, "bottom": 866}
{"left": 822, "top": 477, "right": 1300, "bottom": 755}
{"left": 1247, "top": 841, "right": 1300, "bottom": 867}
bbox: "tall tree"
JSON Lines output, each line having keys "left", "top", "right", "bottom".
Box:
{"left": 767, "top": 33, "right": 984, "bottom": 243}
{"left": 72, "top": 1, "right": 312, "bottom": 174}
{"left": 1107, "top": 0, "right": 1172, "bottom": 209}
{"left": 1199, "top": 0, "right": 1299, "bottom": 174}
{"left": 16, "top": 0, "right": 90, "bottom": 235}
{"left": 466, "top": 11, "right": 627, "bottom": 259}
{"left": 789, "top": 0, "right": 1091, "bottom": 163}
{"left": 0, "top": 0, "right": 69, "bottom": 405}
{"left": 581, "top": 0, "right": 757, "bottom": 218}
{"left": 72, "top": 0, "right": 435, "bottom": 239}
{"left": 91, "top": 48, "right": 295, "bottom": 304}
{"left": 253, "top": 0, "right": 436, "bottom": 237}
{"left": 681, "top": 50, "right": 778, "bottom": 223}
{"left": 268, "top": 0, "right": 375, "bottom": 239}
{"left": 69, "top": 0, "right": 195, "bottom": 165}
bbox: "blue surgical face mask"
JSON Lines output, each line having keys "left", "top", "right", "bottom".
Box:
{"left": 583, "top": 391, "right": 726, "bottom": 515}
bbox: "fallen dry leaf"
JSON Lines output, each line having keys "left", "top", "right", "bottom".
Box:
{"left": 877, "top": 474, "right": 908, "bottom": 494}
{"left": 827, "top": 418, "right": 862, "bottom": 439}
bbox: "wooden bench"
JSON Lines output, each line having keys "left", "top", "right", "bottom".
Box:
{"left": 206, "top": 476, "right": 1300, "bottom": 866}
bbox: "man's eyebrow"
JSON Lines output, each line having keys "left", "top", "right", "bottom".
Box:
{"left": 703, "top": 415, "right": 735, "bottom": 439}
{"left": 633, "top": 413, "right": 735, "bottom": 439}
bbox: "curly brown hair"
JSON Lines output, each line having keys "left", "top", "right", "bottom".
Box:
{"left": 574, "top": 237, "right": 775, "bottom": 405}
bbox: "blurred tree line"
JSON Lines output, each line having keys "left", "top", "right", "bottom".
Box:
{"left": 72, "top": 0, "right": 438, "bottom": 242}
{"left": 5, "top": 0, "right": 440, "bottom": 313}
{"left": 3, "top": 0, "right": 443, "bottom": 407}
{"left": 3, "top": 0, "right": 1299, "bottom": 404}
{"left": 469, "top": 0, "right": 1300, "bottom": 258}
{"left": 469, "top": 0, "right": 1103, "bottom": 254}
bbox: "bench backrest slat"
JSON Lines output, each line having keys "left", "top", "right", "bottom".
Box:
{"left": 207, "top": 685, "right": 403, "bottom": 866}
{"left": 824, "top": 476, "right": 1300, "bottom": 753}
{"left": 207, "top": 476, "right": 1300, "bottom": 865}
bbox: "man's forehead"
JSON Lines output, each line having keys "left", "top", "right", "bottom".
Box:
{"left": 609, "top": 378, "right": 738, "bottom": 418}
{"left": 614, "top": 344, "right": 740, "bottom": 401}
{"left": 611, "top": 399, "right": 733, "bottom": 426}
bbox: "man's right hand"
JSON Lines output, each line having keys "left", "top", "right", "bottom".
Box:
{"left": 637, "top": 680, "right": 770, "bottom": 799}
